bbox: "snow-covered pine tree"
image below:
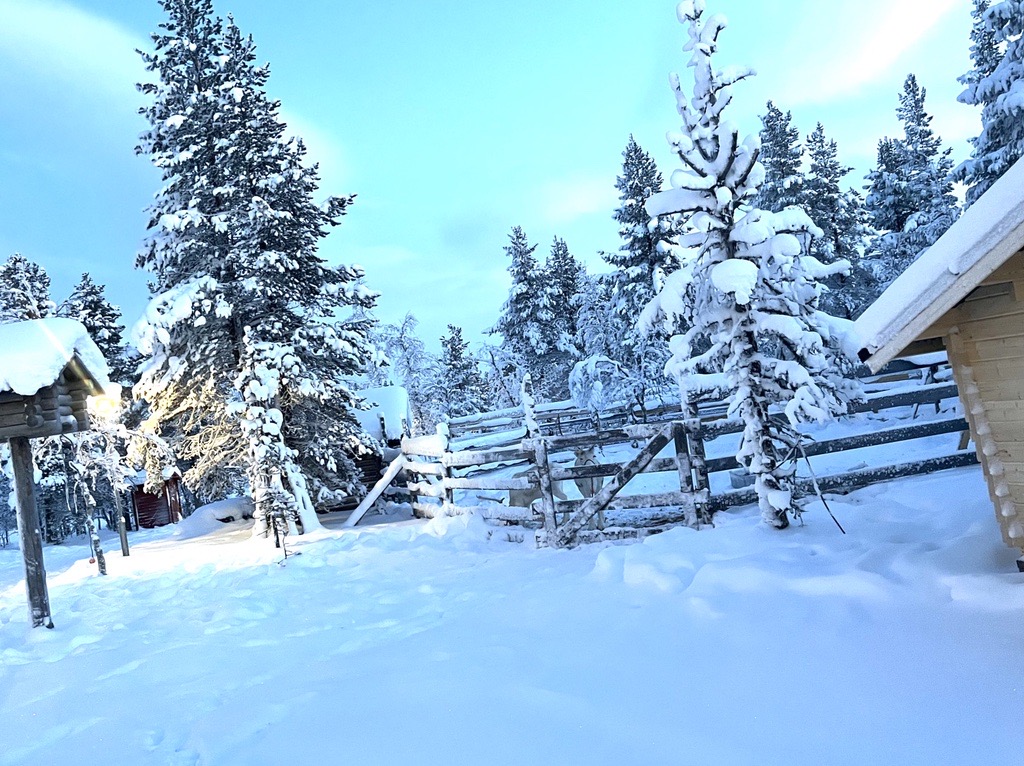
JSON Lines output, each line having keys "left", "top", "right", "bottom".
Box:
{"left": 598, "top": 136, "right": 677, "bottom": 416}
{"left": 490, "top": 226, "right": 543, "bottom": 358}
{"left": 541, "top": 237, "right": 584, "bottom": 355}
{"left": 58, "top": 274, "right": 130, "bottom": 384}
{"left": 431, "top": 325, "right": 489, "bottom": 419}
{"left": 645, "top": 1, "right": 856, "bottom": 529}
{"left": 802, "top": 124, "right": 876, "bottom": 319}
{"left": 0, "top": 254, "right": 54, "bottom": 323}
{"left": 533, "top": 237, "right": 584, "bottom": 400}
{"left": 754, "top": 101, "right": 804, "bottom": 213}
{"left": 954, "top": 0, "right": 1024, "bottom": 206}
{"left": 864, "top": 74, "right": 959, "bottom": 285}
{"left": 135, "top": 0, "right": 377, "bottom": 535}
{"left": 489, "top": 226, "right": 572, "bottom": 399}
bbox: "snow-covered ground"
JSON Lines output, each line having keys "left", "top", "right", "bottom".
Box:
{"left": 1, "top": 466, "right": 1022, "bottom": 766}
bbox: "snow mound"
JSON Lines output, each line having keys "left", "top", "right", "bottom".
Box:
{"left": 174, "top": 497, "right": 254, "bottom": 539}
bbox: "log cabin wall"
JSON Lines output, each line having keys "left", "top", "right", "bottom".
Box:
{"left": 931, "top": 250, "right": 1024, "bottom": 548}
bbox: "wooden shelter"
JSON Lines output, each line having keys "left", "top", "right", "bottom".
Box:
{"left": 0, "top": 318, "right": 109, "bottom": 627}
{"left": 852, "top": 156, "right": 1024, "bottom": 558}
{"left": 130, "top": 475, "right": 183, "bottom": 528}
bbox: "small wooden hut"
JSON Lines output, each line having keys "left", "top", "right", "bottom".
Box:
{"left": 0, "top": 318, "right": 109, "bottom": 627}
{"left": 852, "top": 156, "right": 1024, "bottom": 560}
{"left": 129, "top": 474, "right": 183, "bottom": 528}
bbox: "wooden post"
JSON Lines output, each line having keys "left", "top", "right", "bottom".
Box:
{"left": 681, "top": 395, "right": 710, "bottom": 523}
{"left": 112, "top": 487, "right": 130, "bottom": 557}
{"left": 10, "top": 436, "right": 53, "bottom": 629}
{"left": 554, "top": 425, "right": 674, "bottom": 548}
{"left": 672, "top": 422, "right": 697, "bottom": 527}
{"left": 533, "top": 438, "right": 558, "bottom": 539}
{"left": 437, "top": 423, "right": 454, "bottom": 511}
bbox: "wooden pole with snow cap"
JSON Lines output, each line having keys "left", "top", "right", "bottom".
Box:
{"left": 0, "top": 318, "right": 110, "bottom": 628}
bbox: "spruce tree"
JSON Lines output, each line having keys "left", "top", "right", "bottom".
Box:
{"left": 754, "top": 101, "right": 804, "bottom": 213}
{"left": 432, "top": 325, "right": 489, "bottom": 419}
{"left": 802, "top": 124, "right": 875, "bottom": 319}
{"left": 135, "top": 0, "right": 377, "bottom": 535}
{"left": 954, "top": 0, "right": 1024, "bottom": 205}
{"left": 864, "top": 74, "right": 959, "bottom": 285}
{"left": 490, "top": 226, "right": 575, "bottom": 399}
{"left": 599, "top": 136, "right": 677, "bottom": 415}
{"left": 0, "top": 254, "right": 53, "bottom": 323}
{"left": 541, "top": 236, "right": 583, "bottom": 355}
{"left": 646, "top": 1, "right": 855, "bottom": 529}
{"left": 59, "top": 274, "right": 129, "bottom": 383}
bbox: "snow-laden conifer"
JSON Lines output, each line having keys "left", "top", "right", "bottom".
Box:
{"left": 644, "top": 1, "right": 856, "bottom": 529}
{"left": 802, "top": 124, "right": 875, "bottom": 319}
{"left": 0, "top": 254, "right": 54, "bottom": 324}
{"left": 430, "top": 325, "right": 489, "bottom": 419}
{"left": 864, "top": 75, "right": 959, "bottom": 285}
{"left": 59, "top": 274, "right": 129, "bottom": 384}
{"left": 134, "top": 0, "right": 377, "bottom": 535}
{"left": 754, "top": 102, "right": 804, "bottom": 214}
{"left": 594, "top": 136, "right": 677, "bottom": 416}
{"left": 954, "top": 0, "right": 1024, "bottom": 205}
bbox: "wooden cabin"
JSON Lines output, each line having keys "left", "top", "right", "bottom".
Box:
{"left": 0, "top": 318, "right": 108, "bottom": 441}
{"left": 130, "top": 475, "right": 183, "bottom": 528}
{"left": 852, "top": 156, "right": 1024, "bottom": 558}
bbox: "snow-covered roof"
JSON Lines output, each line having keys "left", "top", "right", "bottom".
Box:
{"left": 355, "top": 386, "right": 411, "bottom": 443}
{"left": 850, "top": 156, "right": 1024, "bottom": 372}
{"left": 0, "top": 318, "right": 110, "bottom": 396}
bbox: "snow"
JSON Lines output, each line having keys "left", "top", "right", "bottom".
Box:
{"left": 2, "top": 465, "right": 1023, "bottom": 765}
{"left": 0, "top": 317, "right": 110, "bottom": 396}
{"left": 710, "top": 258, "right": 757, "bottom": 304}
{"left": 355, "top": 385, "right": 411, "bottom": 443}
{"left": 851, "top": 153, "right": 1024, "bottom": 371}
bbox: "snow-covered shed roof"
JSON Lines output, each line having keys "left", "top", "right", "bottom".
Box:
{"left": 850, "top": 155, "right": 1024, "bottom": 372}
{"left": 0, "top": 318, "right": 110, "bottom": 397}
{"left": 355, "top": 385, "right": 411, "bottom": 443}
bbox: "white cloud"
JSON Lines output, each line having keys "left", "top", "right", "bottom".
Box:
{"left": 769, "top": 0, "right": 965, "bottom": 106}
{"left": 0, "top": 0, "right": 148, "bottom": 104}
{"left": 540, "top": 175, "right": 618, "bottom": 225}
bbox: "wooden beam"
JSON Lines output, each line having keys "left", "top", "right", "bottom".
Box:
{"left": 553, "top": 425, "right": 674, "bottom": 547}
{"left": 10, "top": 436, "right": 53, "bottom": 629}
{"left": 344, "top": 454, "right": 407, "bottom": 528}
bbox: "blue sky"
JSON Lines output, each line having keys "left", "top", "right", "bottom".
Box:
{"left": 0, "top": 0, "right": 976, "bottom": 351}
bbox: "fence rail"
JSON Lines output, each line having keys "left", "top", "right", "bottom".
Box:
{"left": 398, "top": 361, "right": 973, "bottom": 547}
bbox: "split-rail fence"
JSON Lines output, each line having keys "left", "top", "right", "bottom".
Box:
{"left": 392, "top": 363, "right": 976, "bottom": 547}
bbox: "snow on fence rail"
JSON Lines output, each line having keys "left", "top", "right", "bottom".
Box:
{"left": 400, "top": 366, "right": 974, "bottom": 547}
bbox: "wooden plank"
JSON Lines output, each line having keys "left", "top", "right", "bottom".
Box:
{"left": 343, "top": 454, "right": 407, "bottom": 528}
{"left": 967, "top": 334, "right": 1024, "bottom": 363}
{"left": 553, "top": 426, "right": 675, "bottom": 547}
{"left": 407, "top": 481, "right": 445, "bottom": 498}
{"left": 10, "top": 436, "right": 53, "bottom": 629}
{"left": 550, "top": 457, "right": 678, "bottom": 482}
{"left": 411, "top": 501, "right": 442, "bottom": 518}
{"left": 0, "top": 419, "right": 63, "bottom": 441}
{"left": 404, "top": 459, "right": 445, "bottom": 477}
{"left": 445, "top": 447, "right": 530, "bottom": 468}
{"left": 957, "top": 309, "right": 1024, "bottom": 343}
{"left": 401, "top": 433, "right": 446, "bottom": 457}
{"left": 708, "top": 452, "right": 980, "bottom": 512}
{"left": 555, "top": 490, "right": 696, "bottom": 515}
{"left": 443, "top": 476, "right": 535, "bottom": 491}
{"left": 704, "top": 417, "right": 971, "bottom": 475}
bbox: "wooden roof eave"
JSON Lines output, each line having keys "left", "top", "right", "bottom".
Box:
{"left": 859, "top": 222, "right": 1024, "bottom": 373}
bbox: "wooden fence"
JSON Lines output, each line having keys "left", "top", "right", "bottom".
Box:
{"left": 400, "top": 369, "right": 976, "bottom": 548}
